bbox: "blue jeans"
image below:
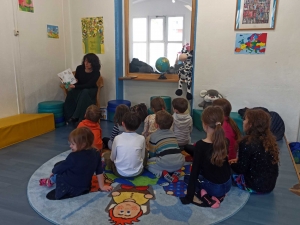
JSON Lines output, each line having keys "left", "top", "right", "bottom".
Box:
{"left": 197, "top": 175, "right": 231, "bottom": 197}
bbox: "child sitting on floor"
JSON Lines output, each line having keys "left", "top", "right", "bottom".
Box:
{"left": 212, "top": 99, "right": 241, "bottom": 160}
{"left": 229, "top": 109, "right": 279, "bottom": 193}
{"left": 102, "top": 104, "right": 130, "bottom": 149}
{"left": 40, "top": 127, "right": 112, "bottom": 200}
{"left": 146, "top": 110, "right": 185, "bottom": 183}
{"left": 77, "top": 104, "right": 103, "bottom": 150}
{"left": 142, "top": 97, "right": 166, "bottom": 149}
{"left": 181, "top": 106, "right": 231, "bottom": 208}
{"left": 172, "top": 98, "right": 193, "bottom": 149}
{"left": 103, "top": 112, "right": 146, "bottom": 177}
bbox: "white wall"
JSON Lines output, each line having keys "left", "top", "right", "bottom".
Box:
{"left": 15, "top": 0, "right": 66, "bottom": 113}
{"left": 0, "top": 0, "right": 19, "bottom": 118}
{"left": 67, "top": 0, "right": 116, "bottom": 106}
{"left": 125, "top": 0, "right": 300, "bottom": 141}
{"left": 193, "top": 0, "right": 300, "bottom": 141}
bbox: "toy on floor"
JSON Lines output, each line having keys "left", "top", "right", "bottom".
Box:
{"left": 198, "top": 89, "right": 223, "bottom": 109}
{"left": 175, "top": 45, "right": 194, "bottom": 100}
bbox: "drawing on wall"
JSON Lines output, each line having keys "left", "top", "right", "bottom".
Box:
{"left": 47, "top": 25, "right": 59, "bottom": 39}
{"left": 18, "top": 0, "right": 34, "bottom": 13}
{"left": 235, "top": 0, "right": 277, "bottom": 30}
{"left": 234, "top": 33, "right": 267, "bottom": 54}
{"left": 81, "top": 17, "right": 104, "bottom": 54}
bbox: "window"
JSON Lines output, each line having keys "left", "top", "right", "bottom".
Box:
{"left": 132, "top": 16, "right": 184, "bottom": 69}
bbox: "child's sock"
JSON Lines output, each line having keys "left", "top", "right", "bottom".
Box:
{"left": 199, "top": 189, "right": 220, "bottom": 208}
{"left": 162, "top": 170, "right": 179, "bottom": 183}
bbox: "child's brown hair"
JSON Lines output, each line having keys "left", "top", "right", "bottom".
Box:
{"left": 113, "top": 104, "right": 130, "bottom": 125}
{"left": 151, "top": 97, "right": 166, "bottom": 113}
{"left": 85, "top": 105, "right": 101, "bottom": 122}
{"left": 155, "top": 110, "right": 173, "bottom": 129}
{"left": 212, "top": 99, "right": 242, "bottom": 141}
{"left": 122, "top": 112, "right": 141, "bottom": 131}
{"left": 202, "top": 106, "right": 227, "bottom": 167}
{"left": 69, "top": 127, "right": 94, "bottom": 151}
{"left": 172, "top": 98, "right": 188, "bottom": 113}
{"left": 243, "top": 109, "right": 279, "bottom": 164}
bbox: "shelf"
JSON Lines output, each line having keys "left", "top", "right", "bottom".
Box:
{"left": 119, "top": 74, "right": 179, "bottom": 83}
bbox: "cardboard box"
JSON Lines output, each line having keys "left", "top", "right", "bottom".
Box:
{"left": 100, "top": 107, "right": 107, "bottom": 120}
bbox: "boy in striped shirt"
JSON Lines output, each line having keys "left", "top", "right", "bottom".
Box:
{"left": 146, "top": 111, "right": 185, "bottom": 182}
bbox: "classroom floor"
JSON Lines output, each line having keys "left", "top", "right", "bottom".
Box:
{"left": 0, "top": 120, "right": 299, "bottom": 225}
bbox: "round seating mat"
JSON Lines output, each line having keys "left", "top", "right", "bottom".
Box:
{"left": 27, "top": 150, "right": 250, "bottom": 225}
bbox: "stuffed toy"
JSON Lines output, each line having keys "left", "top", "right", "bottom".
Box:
{"left": 175, "top": 49, "right": 193, "bottom": 100}
{"left": 198, "top": 89, "right": 223, "bottom": 109}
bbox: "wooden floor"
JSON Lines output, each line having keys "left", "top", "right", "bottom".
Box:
{"left": 0, "top": 121, "right": 299, "bottom": 225}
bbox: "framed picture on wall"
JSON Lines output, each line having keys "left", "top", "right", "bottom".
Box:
{"left": 235, "top": 0, "right": 278, "bottom": 30}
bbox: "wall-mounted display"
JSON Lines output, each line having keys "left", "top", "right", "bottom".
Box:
{"left": 18, "top": 0, "right": 34, "bottom": 13}
{"left": 235, "top": 0, "right": 277, "bottom": 30}
{"left": 81, "top": 17, "right": 104, "bottom": 54}
{"left": 234, "top": 33, "right": 267, "bottom": 54}
{"left": 47, "top": 25, "right": 59, "bottom": 39}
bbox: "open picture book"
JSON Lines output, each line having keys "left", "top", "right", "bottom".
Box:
{"left": 57, "top": 68, "right": 77, "bottom": 88}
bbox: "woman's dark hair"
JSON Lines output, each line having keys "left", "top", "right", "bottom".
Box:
{"left": 113, "top": 104, "right": 130, "bottom": 125}
{"left": 122, "top": 112, "right": 141, "bottom": 131}
{"left": 212, "top": 99, "right": 242, "bottom": 142}
{"left": 82, "top": 53, "right": 101, "bottom": 71}
{"left": 201, "top": 106, "right": 227, "bottom": 167}
{"left": 243, "top": 109, "right": 279, "bottom": 164}
{"left": 150, "top": 97, "right": 166, "bottom": 113}
{"left": 69, "top": 127, "right": 94, "bottom": 151}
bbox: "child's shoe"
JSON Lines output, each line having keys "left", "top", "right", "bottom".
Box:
{"left": 162, "top": 170, "right": 179, "bottom": 183}
{"left": 39, "top": 178, "right": 54, "bottom": 187}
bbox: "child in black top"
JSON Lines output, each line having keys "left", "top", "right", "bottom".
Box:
{"left": 181, "top": 106, "right": 231, "bottom": 208}
{"left": 42, "top": 127, "right": 112, "bottom": 200}
{"left": 229, "top": 109, "right": 279, "bottom": 193}
{"left": 102, "top": 104, "right": 129, "bottom": 149}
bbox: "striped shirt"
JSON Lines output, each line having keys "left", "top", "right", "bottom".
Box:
{"left": 110, "top": 124, "right": 125, "bottom": 142}
{"left": 149, "top": 129, "right": 180, "bottom": 158}
{"left": 172, "top": 113, "right": 193, "bottom": 146}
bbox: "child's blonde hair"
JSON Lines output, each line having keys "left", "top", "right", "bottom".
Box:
{"left": 151, "top": 97, "right": 165, "bottom": 113}
{"left": 69, "top": 127, "right": 94, "bottom": 151}
{"left": 202, "top": 106, "right": 227, "bottom": 167}
{"left": 113, "top": 104, "right": 130, "bottom": 125}
{"left": 85, "top": 105, "right": 101, "bottom": 123}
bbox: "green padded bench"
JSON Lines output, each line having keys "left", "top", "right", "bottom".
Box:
{"left": 193, "top": 109, "right": 243, "bottom": 133}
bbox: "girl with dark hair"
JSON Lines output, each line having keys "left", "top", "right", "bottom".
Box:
{"left": 64, "top": 53, "right": 101, "bottom": 123}
{"left": 181, "top": 106, "right": 231, "bottom": 208}
{"left": 212, "top": 99, "right": 242, "bottom": 160}
{"left": 229, "top": 109, "right": 279, "bottom": 193}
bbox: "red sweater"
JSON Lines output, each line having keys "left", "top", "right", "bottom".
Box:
{"left": 223, "top": 117, "right": 237, "bottom": 160}
{"left": 77, "top": 119, "right": 103, "bottom": 150}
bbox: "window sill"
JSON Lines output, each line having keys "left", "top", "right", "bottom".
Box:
{"left": 119, "top": 74, "right": 179, "bottom": 83}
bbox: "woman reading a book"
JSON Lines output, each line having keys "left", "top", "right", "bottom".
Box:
{"left": 64, "top": 53, "right": 100, "bottom": 124}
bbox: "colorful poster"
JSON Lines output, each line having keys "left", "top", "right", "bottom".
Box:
{"left": 47, "top": 25, "right": 59, "bottom": 39}
{"left": 242, "top": 0, "right": 271, "bottom": 24}
{"left": 18, "top": 0, "right": 34, "bottom": 13}
{"left": 81, "top": 17, "right": 104, "bottom": 54}
{"left": 234, "top": 33, "right": 267, "bottom": 54}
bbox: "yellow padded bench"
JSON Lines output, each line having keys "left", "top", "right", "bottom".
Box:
{"left": 0, "top": 114, "right": 55, "bottom": 149}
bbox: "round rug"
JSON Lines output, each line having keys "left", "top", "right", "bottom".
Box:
{"left": 27, "top": 150, "right": 250, "bottom": 225}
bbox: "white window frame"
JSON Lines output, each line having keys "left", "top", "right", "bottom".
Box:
{"left": 132, "top": 15, "right": 184, "bottom": 66}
